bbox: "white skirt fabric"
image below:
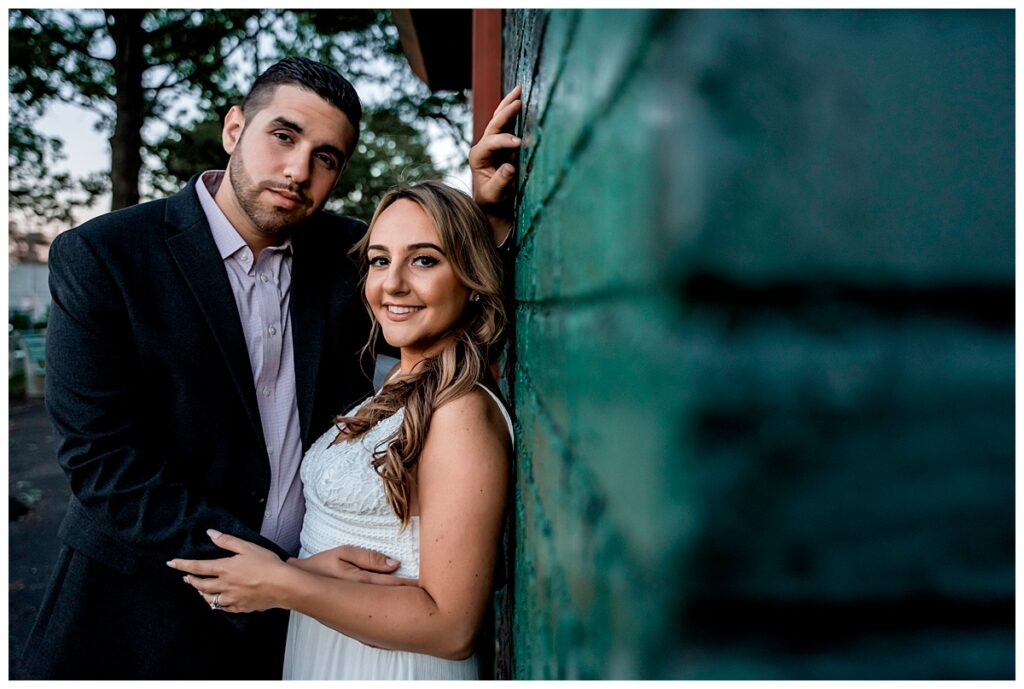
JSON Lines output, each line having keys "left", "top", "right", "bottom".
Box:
{"left": 282, "top": 610, "right": 479, "bottom": 680}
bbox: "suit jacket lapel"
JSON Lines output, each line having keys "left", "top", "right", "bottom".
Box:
{"left": 289, "top": 225, "right": 327, "bottom": 449}
{"left": 163, "top": 180, "right": 267, "bottom": 447}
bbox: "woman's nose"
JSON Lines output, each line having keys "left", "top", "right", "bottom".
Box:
{"left": 382, "top": 263, "right": 407, "bottom": 294}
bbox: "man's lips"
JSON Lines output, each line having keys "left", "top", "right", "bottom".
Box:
{"left": 266, "top": 188, "right": 308, "bottom": 210}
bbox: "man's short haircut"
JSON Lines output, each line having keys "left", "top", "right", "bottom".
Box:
{"left": 242, "top": 56, "right": 362, "bottom": 145}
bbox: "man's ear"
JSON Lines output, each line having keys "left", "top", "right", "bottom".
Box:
{"left": 222, "top": 105, "right": 245, "bottom": 155}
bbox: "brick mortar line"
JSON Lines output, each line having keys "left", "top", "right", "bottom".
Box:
{"left": 513, "top": 11, "right": 558, "bottom": 197}
{"left": 511, "top": 10, "right": 578, "bottom": 250}
{"left": 510, "top": 370, "right": 560, "bottom": 576}
{"left": 516, "top": 9, "right": 672, "bottom": 251}
{"left": 515, "top": 359, "right": 642, "bottom": 562}
{"left": 515, "top": 360, "right": 674, "bottom": 672}
{"left": 515, "top": 280, "right": 1014, "bottom": 333}
{"left": 515, "top": 284, "right": 663, "bottom": 310}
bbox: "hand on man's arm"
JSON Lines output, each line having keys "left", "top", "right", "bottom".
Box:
{"left": 469, "top": 85, "right": 524, "bottom": 247}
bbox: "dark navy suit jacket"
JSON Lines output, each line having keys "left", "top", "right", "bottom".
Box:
{"left": 21, "top": 177, "right": 373, "bottom": 679}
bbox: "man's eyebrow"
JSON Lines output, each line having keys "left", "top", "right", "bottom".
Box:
{"left": 269, "top": 116, "right": 303, "bottom": 133}
{"left": 269, "top": 116, "right": 347, "bottom": 165}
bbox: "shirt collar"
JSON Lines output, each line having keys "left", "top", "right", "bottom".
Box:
{"left": 195, "top": 170, "right": 293, "bottom": 263}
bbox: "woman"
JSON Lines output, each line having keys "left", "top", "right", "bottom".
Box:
{"left": 168, "top": 181, "right": 512, "bottom": 679}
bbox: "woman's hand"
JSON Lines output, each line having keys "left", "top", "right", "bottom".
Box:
{"left": 167, "top": 529, "right": 292, "bottom": 613}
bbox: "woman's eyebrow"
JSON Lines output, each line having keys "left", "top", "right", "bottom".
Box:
{"left": 407, "top": 242, "right": 444, "bottom": 253}
{"left": 367, "top": 242, "right": 445, "bottom": 254}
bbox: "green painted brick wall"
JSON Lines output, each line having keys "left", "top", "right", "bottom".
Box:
{"left": 496, "top": 9, "right": 1013, "bottom": 680}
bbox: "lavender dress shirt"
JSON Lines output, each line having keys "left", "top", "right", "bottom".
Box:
{"left": 196, "top": 170, "right": 305, "bottom": 555}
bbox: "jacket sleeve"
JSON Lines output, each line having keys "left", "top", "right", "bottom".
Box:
{"left": 44, "top": 230, "right": 290, "bottom": 569}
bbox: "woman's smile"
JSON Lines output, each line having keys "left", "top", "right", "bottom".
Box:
{"left": 383, "top": 304, "right": 426, "bottom": 320}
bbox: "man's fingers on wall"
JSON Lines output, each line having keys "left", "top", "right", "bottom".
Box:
{"left": 484, "top": 100, "right": 522, "bottom": 136}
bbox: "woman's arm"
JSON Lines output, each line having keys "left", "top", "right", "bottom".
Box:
{"left": 171, "top": 388, "right": 510, "bottom": 660}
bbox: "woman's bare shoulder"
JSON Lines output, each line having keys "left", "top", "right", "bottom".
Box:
{"left": 426, "top": 386, "right": 511, "bottom": 453}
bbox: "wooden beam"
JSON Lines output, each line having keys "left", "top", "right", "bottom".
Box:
{"left": 472, "top": 9, "right": 503, "bottom": 145}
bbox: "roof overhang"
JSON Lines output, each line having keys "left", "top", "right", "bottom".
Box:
{"left": 391, "top": 9, "right": 472, "bottom": 92}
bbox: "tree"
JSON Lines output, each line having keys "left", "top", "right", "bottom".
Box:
{"left": 9, "top": 9, "right": 268, "bottom": 210}
{"left": 9, "top": 9, "right": 467, "bottom": 231}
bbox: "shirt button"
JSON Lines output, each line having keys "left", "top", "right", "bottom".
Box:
{"left": 264, "top": 509, "right": 272, "bottom": 518}
{"left": 268, "top": 325, "right": 277, "bottom": 336}
{"left": 260, "top": 273, "right": 269, "bottom": 283}
{"left": 267, "top": 445, "right": 274, "bottom": 455}
{"left": 262, "top": 386, "right": 271, "bottom": 397}
{"left": 240, "top": 251, "right": 250, "bottom": 263}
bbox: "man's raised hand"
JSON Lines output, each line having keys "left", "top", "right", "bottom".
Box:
{"left": 469, "top": 85, "right": 523, "bottom": 245}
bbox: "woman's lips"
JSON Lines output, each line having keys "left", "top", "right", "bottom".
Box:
{"left": 383, "top": 305, "right": 424, "bottom": 321}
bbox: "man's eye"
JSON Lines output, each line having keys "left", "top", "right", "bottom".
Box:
{"left": 412, "top": 255, "right": 439, "bottom": 268}
{"left": 274, "top": 132, "right": 293, "bottom": 143}
{"left": 316, "top": 153, "right": 338, "bottom": 169}
{"left": 368, "top": 256, "right": 389, "bottom": 267}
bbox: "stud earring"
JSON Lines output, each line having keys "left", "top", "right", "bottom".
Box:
{"left": 471, "top": 293, "right": 482, "bottom": 303}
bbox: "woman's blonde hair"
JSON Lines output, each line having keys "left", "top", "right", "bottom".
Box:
{"left": 335, "top": 180, "right": 507, "bottom": 526}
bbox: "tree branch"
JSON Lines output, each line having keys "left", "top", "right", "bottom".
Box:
{"left": 23, "top": 12, "right": 112, "bottom": 64}
{"left": 143, "top": 14, "right": 197, "bottom": 43}
{"left": 148, "top": 14, "right": 270, "bottom": 94}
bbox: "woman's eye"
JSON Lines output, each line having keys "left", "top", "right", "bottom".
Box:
{"left": 412, "top": 255, "right": 439, "bottom": 268}
{"left": 368, "top": 256, "right": 389, "bottom": 267}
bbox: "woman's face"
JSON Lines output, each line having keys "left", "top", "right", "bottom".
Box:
{"left": 365, "top": 199, "right": 471, "bottom": 364}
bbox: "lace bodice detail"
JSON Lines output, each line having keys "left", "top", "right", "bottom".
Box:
{"left": 299, "top": 399, "right": 421, "bottom": 579}
{"left": 298, "top": 384, "right": 513, "bottom": 582}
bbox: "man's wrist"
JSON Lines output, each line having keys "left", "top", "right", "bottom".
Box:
{"left": 487, "top": 214, "right": 515, "bottom": 249}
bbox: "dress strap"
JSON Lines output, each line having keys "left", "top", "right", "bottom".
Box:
{"left": 474, "top": 383, "right": 515, "bottom": 449}
{"left": 376, "top": 367, "right": 403, "bottom": 395}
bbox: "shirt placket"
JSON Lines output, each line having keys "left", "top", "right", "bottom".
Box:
{"left": 254, "top": 250, "right": 285, "bottom": 533}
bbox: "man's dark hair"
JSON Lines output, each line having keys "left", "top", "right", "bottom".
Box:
{"left": 242, "top": 56, "right": 362, "bottom": 144}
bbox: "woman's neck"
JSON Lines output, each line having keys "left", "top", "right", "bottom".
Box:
{"left": 398, "top": 335, "right": 456, "bottom": 375}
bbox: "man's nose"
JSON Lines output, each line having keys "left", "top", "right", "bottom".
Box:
{"left": 283, "top": 150, "right": 311, "bottom": 186}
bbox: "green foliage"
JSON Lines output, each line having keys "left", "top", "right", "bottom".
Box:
{"left": 9, "top": 9, "right": 468, "bottom": 229}
{"left": 329, "top": 107, "right": 443, "bottom": 221}
{"left": 9, "top": 311, "right": 32, "bottom": 331}
{"left": 9, "top": 10, "right": 111, "bottom": 229}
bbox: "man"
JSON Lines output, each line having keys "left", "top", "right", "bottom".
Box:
{"left": 20, "top": 57, "right": 521, "bottom": 679}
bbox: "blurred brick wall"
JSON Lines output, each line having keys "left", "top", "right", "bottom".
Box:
{"left": 497, "top": 9, "right": 1013, "bottom": 679}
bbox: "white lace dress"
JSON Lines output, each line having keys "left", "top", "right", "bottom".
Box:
{"left": 281, "top": 384, "right": 513, "bottom": 680}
